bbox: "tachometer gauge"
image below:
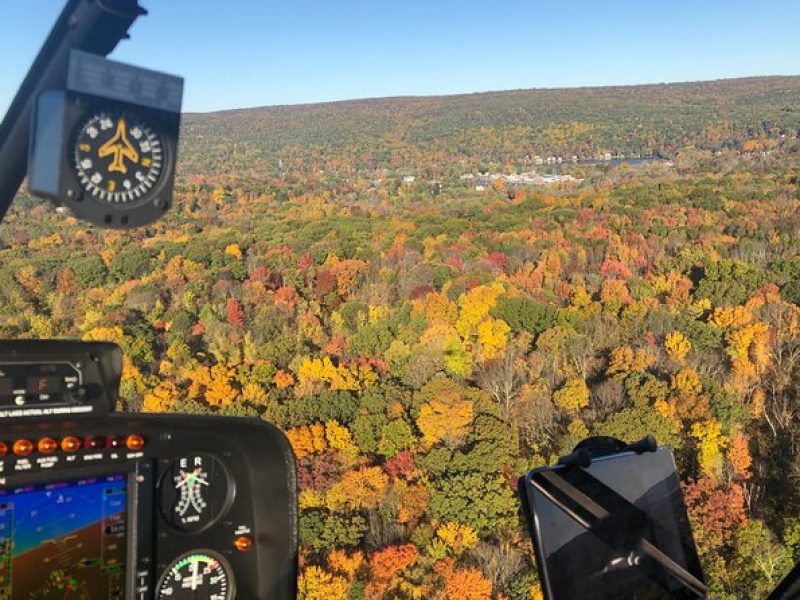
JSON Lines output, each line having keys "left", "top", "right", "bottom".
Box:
{"left": 156, "top": 551, "right": 234, "bottom": 600}
{"left": 73, "top": 110, "right": 164, "bottom": 205}
{"left": 160, "top": 453, "right": 233, "bottom": 532}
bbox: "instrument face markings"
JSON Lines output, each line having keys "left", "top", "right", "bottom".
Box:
{"left": 160, "top": 453, "right": 233, "bottom": 532}
{"left": 73, "top": 111, "right": 164, "bottom": 204}
{"left": 156, "top": 551, "right": 234, "bottom": 600}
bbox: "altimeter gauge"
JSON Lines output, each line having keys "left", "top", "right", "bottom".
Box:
{"left": 73, "top": 110, "right": 164, "bottom": 205}
{"left": 160, "top": 453, "right": 234, "bottom": 532}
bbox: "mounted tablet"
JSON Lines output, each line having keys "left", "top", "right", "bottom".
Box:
{"left": 519, "top": 441, "right": 706, "bottom": 600}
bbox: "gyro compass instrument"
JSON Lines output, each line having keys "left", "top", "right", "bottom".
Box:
{"left": 28, "top": 50, "right": 183, "bottom": 228}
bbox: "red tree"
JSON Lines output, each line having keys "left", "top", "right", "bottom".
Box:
{"left": 226, "top": 297, "right": 245, "bottom": 328}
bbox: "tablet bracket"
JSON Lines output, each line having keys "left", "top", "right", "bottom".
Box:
{"left": 556, "top": 434, "right": 658, "bottom": 469}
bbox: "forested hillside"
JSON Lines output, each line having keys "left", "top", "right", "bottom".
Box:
{"left": 3, "top": 77, "right": 800, "bottom": 598}
{"left": 179, "top": 76, "right": 800, "bottom": 177}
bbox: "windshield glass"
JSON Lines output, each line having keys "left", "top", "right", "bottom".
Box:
{"left": 1, "top": 2, "right": 800, "bottom": 599}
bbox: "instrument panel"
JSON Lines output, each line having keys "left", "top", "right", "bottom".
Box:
{"left": 0, "top": 340, "right": 121, "bottom": 418}
{"left": 0, "top": 413, "right": 298, "bottom": 599}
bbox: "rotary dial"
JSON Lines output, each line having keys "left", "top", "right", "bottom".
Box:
{"left": 73, "top": 110, "right": 164, "bottom": 204}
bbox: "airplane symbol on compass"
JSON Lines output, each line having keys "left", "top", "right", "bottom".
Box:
{"left": 98, "top": 118, "right": 139, "bottom": 174}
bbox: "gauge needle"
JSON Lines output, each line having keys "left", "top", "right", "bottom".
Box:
{"left": 175, "top": 469, "right": 208, "bottom": 489}
{"left": 190, "top": 559, "right": 200, "bottom": 590}
{"left": 192, "top": 467, "right": 209, "bottom": 486}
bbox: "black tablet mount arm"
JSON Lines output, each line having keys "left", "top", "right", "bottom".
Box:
{"left": 556, "top": 434, "right": 658, "bottom": 469}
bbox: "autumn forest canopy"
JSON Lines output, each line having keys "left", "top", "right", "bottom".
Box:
{"left": 4, "top": 76, "right": 800, "bottom": 599}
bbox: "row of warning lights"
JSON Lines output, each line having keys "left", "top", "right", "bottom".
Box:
{"left": 0, "top": 434, "right": 146, "bottom": 458}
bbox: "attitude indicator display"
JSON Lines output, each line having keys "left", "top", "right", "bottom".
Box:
{"left": 0, "top": 474, "right": 127, "bottom": 599}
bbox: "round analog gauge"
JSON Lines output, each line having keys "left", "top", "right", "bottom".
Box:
{"left": 156, "top": 551, "right": 234, "bottom": 600}
{"left": 72, "top": 110, "right": 164, "bottom": 204}
{"left": 160, "top": 453, "right": 233, "bottom": 532}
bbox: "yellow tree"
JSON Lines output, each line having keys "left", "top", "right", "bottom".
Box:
{"left": 326, "top": 466, "right": 388, "bottom": 510}
{"left": 476, "top": 318, "right": 511, "bottom": 361}
{"left": 224, "top": 243, "right": 243, "bottom": 260}
{"left": 416, "top": 392, "right": 473, "bottom": 447}
{"left": 711, "top": 306, "right": 752, "bottom": 330}
{"left": 436, "top": 522, "right": 479, "bottom": 556}
{"left": 297, "top": 566, "right": 349, "bottom": 600}
{"left": 670, "top": 367, "right": 710, "bottom": 423}
{"left": 82, "top": 325, "right": 124, "bottom": 344}
{"left": 285, "top": 423, "right": 327, "bottom": 460}
{"left": 665, "top": 331, "right": 691, "bottom": 362}
{"left": 726, "top": 321, "right": 770, "bottom": 385}
{"left": 205, "top": 363, "right": 238, "bottom": 406}
{"left": 142, "top": 381, "right": 178, "bottom": 413}
{"left": 671, "top": 368, "right": 703, "bottom": 396}
{"left": 187, "top": 363, "right": 238, "bottom": 406}
{"left": 412, "top": 290, "right": 458, "bottom": 326}
{"left": 328, "top": 550, "right": 363, "bottom": 581}
{"left": 456, "top": 283, "right": 504, "bottom": 339}
{"left": 607, "top": 345, "right": 651, "bottom": 376}
{"left": 553, "top": 377, "right": 590, "bottom": 413}
{"left": 330, "top": 259, "right": 369, "bottom": 298}
{"left": 691, "top": 419, "right": 727, "bottom": 478}
{"left": 325, "top": 420, "right": 359, "bottom": 462}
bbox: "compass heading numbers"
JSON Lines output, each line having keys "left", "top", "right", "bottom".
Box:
{"left": 73, "top": 111, "right": 164, "bottom": 204}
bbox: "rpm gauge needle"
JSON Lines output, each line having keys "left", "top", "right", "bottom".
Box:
{"left": 175, "top": 469, "right": 209, "bottom": 489}
{"left": 175, "top": 471, "right": 191, "bottom": 489}
{"left": 193, "top": 467, "right": 210, "bottom": 486}
{"left": 190, "top": 558, "right": 200, "bottom": 590}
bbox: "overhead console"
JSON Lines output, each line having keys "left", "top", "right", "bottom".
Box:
{"left": 0, "top": 342, "right": 298, "bottom": 600}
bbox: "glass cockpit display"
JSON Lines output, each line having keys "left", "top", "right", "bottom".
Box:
{"left": 0, "top": 474, "right": 127, "bottom": 599}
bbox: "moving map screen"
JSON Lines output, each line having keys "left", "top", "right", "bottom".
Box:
{"left": 0, "top": 474, "right": 127, "bottom": 599}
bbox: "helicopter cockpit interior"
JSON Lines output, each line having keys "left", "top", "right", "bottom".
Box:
{"left": 0, "top": 1, "right": 799, "bottom": 599}
{"left": 0, "top": 2, "right": 297, "bottom": 598}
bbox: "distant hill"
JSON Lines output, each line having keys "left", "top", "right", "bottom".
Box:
{"left": 178, "top": 76, "right": 800, "bottom": 178}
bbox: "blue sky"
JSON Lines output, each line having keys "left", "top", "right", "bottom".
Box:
{"left": 1, "top": 1, "right": 798, "bottom": 114}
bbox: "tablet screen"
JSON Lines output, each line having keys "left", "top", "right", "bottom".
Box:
{"left": 524, "top": 447, "right": 704, "bottom": 600}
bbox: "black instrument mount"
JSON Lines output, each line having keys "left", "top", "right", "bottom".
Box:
{"left": 0, "top": 0, "right": 146, "bottom": 222}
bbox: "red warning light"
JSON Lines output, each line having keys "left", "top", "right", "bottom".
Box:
{"left": 84, "top": 436, "right": 105, "bottom": 450}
